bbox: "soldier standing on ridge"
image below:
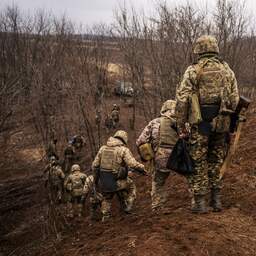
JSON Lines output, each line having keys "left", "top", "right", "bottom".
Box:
{"left": 175, "top": 35, "right": 239, "bottom": 213}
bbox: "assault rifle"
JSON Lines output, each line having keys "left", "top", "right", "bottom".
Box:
{"left": 128, "top": 167, "right": 148, "bottom": 176}
{"left": 220, "top": 96, "right": 251, "bottom": 178}
{"left": 118, "top": 166, "right": 148, "bottom": 179}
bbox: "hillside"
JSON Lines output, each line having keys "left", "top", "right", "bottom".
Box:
{"left": 0, "top": 105, "right": 256, "bottom": 256}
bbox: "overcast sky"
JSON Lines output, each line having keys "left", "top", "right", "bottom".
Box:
{"left": 0, "top": 0, "right": 255, "bottom": 25}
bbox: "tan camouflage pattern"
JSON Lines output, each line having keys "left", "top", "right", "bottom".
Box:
{"left": 101, "top": 177, "right": 136, "bottom": 217}
{"left": 193, "top": 35, "right": 219, "bottom": 55}
{"left": 176, "top": 52, "right": 239, "bottom": 197}
{"left": 93, "top": 133, "right": 141, "bottom": 218}
{"left": 44, "top": 163, "right": 65, "bottom": 202}
{"left": 64, "top": 170, "right": 87, "bottom": 197}
{"left": 92, "top": 137, "right": 144, "bottom": 174}
{"left": 151, "top": 169, "right": 170, "bottom": 209}
{"left": 188, "top": 127, "right": 227, "bottom": 195}
{"left": 114, "top": 130, "right": 128, "bottom": 145}
{"left": 176, "top": 56, "right": 239, "bottom": 127}
{"left": 160, "top": 99, "right": 176, "bottom": 115}
{"left": 111, "top": 109, "right": 119, "bottom": 128}
{"left": 64, "top": 170, "right": 87, "bottom": 217}
{"left": 136, "top": 106, "right": 178, "bottom": 209}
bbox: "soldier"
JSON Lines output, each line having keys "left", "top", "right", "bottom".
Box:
{"left": 136, "top": 100, "right": 179, "bottom": 212}
{"left": 44, "top": 156, "right": 65, "bottom": 203}
{"left": 110, "top": 104, "right": 120, "bottom": 129}
{"left": 64, "top": 164, "right": 87, "bottom": 218}
{"left": 46, "top": 138, "right": 58, "bottom": 160}
{"left": 175, "top": 35, "right": 239, "bottom": 213}
{"left": 92, "top": 130, "right": 145, "bottom": 222}
{"left": 83, "top": 175, "right": 103, "bottom": 221}
{"left": 63, "top": 135, "right": 86, "bottom": 174}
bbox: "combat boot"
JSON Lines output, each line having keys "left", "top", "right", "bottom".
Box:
{"left": 210, "top": 188, "right": 222, "bottom": 212}
{"left": 191, "top": 195, "right": 208, "bottom": 214}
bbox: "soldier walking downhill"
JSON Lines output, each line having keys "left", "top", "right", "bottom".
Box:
{"left": 64, "top": 164, "right": 87, "bottom": 218}
{"left": 44, "top": 156, "right": 65, "bottom": 203}
{"left": 136, "top": 100, "right": 179, "bottom": 212}
{"left": 92, "top": 130, "right": 145, "bottom": 222}
{"left": 175, "top": 35, "right": 239, "bottom": 213}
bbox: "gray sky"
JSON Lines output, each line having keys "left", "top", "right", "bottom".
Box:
{"left": 0, "top": 0, "right": 255, "bottom": 25}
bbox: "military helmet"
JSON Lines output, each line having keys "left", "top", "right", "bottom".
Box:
{"left": 112, "top": 104, "right": 119, "bottom": 111}
{"left": 193, "top": 35, "right": 219, "bottom": 55}
{"left": 160, "top": 100, "right": 176, "bottom": 115}
{"left": 50, "top": 156, "right": 56, "bottom": 163}
{"left": 72, "top": 135, "right": 85, "bottom": 146}
{"left": 71, "top": 164, "right": 81, "bottom": 172}
{"left": 113, "top": 130, "right": 128, "bottom": 145}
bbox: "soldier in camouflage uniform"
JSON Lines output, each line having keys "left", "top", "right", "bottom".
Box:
{"left": 44, "top": 156, "right": 65, "bottom": 203}
{"left": 92, "top": 130, "right": 145, "bottom": 222}
{"left": 136, "top": 100, "right": 179, "bottom": 211}
{"left": 63, "top": 135, "right": 86, "bottom": 174}
{"left": 110, "top": 104, "right": 120, "bottom": 129}
{"left": 46, "top": 138, "right": 58, "bottom": 160}
{"left": 175, "top": 35, "right": 239, "bottom": 213}
{"left": 64, "top": 164, "right": 87, "bottom": 218}
{"left": 83, "top": 175, "right": 103, "bottom": 220}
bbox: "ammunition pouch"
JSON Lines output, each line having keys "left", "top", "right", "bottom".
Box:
{"left": 198, "top": 104, "right": 231, "bottom": 135}
{"left": 198, "top": 104, "right": 219, "bottom": 136}
{"left": 99, "top": 169, "right": 118, "bottom": 192}
{"left": 138, "top": 143, "right": 154, "bottom": 161}
{"left": 200, "top": 104, "right": 220, "bottom": 122}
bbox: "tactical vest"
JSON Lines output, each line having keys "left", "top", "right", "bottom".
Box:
{"left": 195, "top": 58, "right": 231, "bottom": 134}
{"left": 159, "top": 117, "right": 178, "bottom": 148}
{"left": 100, "top": 146, "right": 119, "bottom": 173}
{"left": 71, "top": 173, "right": 84, "bottom": 196}
{"left": 196, "top": 59, "right": 228, "bottom": 106}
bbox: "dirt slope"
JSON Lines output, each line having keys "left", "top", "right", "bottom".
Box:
{"left": 1, "top": 107, "right": 256, "bottom": 256}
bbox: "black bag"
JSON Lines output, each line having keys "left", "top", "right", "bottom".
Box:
{"left": 99, "top": 170, "right": 118, "bottom": 192}
{"left": 166, "top": 139, "right": 195, "bottom": 176}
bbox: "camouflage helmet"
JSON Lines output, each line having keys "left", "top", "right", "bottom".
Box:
{"left": 193, "top": 35, "right": 219, "bottom": 55}
{"left": 160, "top": 100, "right": 176, "bottom": 116}
{"left": 112, "top": 104, "right": 119, "bottom": 111}
{"left": 71, "top": 164, "right": 81, "bottom": 172}
{"left": 49, "top": 156, "right": 56, "bottom": 163}
{"left": 113, "top": 130, "right": 128, "bottom": 145}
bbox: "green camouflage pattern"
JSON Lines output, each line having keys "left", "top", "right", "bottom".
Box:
{"left": 193, "top": 35, "right": 219, "bottom": 55}
{"left": 188, "top": 127, "right": 227, "bottom": 195}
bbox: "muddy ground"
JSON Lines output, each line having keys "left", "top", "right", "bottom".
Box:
{"left": 0, "top": 107, "right": 256, "bottom": 256}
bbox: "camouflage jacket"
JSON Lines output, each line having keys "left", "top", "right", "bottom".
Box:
{"left": 176, "top": 55, "right": 239, "bottom": 129}
{"left": 136, "top": 118, "right": 161, "bottom": 153}
{"left": 92, "top": 137, "right": 144, "bottom": 174}
{"left": 136, "top": 114, "right": 178, "bottom": 171}
{"left": 111, "top": 109, "right": 119, "bottom": 122}
{"left": 44, "top": 164, "right": 65, "bottom": 185}
{"left": 64, "top": 171, "right": 87, "bottom": 195}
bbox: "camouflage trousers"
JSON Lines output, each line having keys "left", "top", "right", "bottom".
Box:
{"left": 188, "top": 127, "right": 227, "bottom": 196}
{"left": 89, "top": 192, "right": 103, "bottom": 220}
{"left": 66, "top": 195, "right": 84, "bottom": 218}
{"left": 151, "top": 168, "right": 171, "bottom": 210}
{"left": 101, "top": 177, "right": 136, "bottom": 217}
{"left": 48, "top": 183, "right": 63, "bottom": 203}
